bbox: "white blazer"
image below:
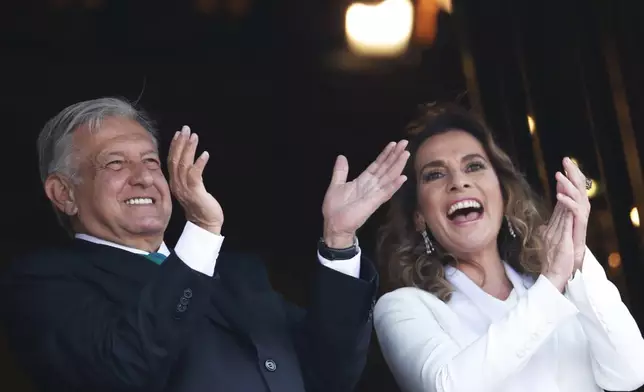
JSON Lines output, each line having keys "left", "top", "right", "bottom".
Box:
{"left": 374, "top": 247, "right": 644, "bottom": 392}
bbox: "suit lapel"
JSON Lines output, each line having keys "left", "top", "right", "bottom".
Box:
{"left": 72, "top": 239, "right": 159, "bottom": 285}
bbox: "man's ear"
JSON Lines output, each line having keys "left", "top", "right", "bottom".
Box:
{"left": 44, "top": 175, "right": 78, "bottom": 216}
{"left": 413, "top": 210, "right": 426, "bottom": 232}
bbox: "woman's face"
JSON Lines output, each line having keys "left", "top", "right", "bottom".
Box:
{"left": 414, "top": 129, "right": 504, "bottom": 257}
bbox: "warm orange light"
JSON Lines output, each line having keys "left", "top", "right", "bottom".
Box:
{"left": 414, "top": 0, "right": 439, "bottom": 44}
{"left": 608, "top": 252, "right": 622, "bottom": 269}
{"left": 414, "top": 0, "right": 452, "bottom": 45}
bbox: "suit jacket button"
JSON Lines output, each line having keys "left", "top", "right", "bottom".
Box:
{"left": 183, "top": 289, "right": 193, "bottom": 299}
{"left": 264, "top": 359, "right": 277, "bottom": 372}
{"left": 176, "top": 303, "right": 187, "bottom": 312}
{"left": 180, "top": 297, "right": 190, "bottom": 305}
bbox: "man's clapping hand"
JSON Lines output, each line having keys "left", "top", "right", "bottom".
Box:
{"left": 168, "top": 126, "right": 224, "bottom": 235}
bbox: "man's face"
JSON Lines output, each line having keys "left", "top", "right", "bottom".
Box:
{"left": 67, "top": 117, "right": 172, "bottom": 245}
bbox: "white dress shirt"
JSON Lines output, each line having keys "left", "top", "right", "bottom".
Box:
{"left": 374, "top": 247, "right": 644, "bottom": 392}
{"left": 75, "top": 221, "right": 361, "bottom": 279}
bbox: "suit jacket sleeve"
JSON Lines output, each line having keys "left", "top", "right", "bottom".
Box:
{"left": 1, "top": 252, "right": 212, "bottom": 391}
{"left": 564, "top": 247, "right": 644, "bottom": 391}
{"left": 286, "top": 256, "right": 377, "bottom": 392}
{"left": 374, "top": 278, "right": 580, "bottom": 392}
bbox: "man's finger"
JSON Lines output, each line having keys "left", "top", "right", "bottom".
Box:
{"left": 189, "top": 151, "right": 210, "bottom": 181}
{"left": 168, "top": 126, "right": 189, "bottom": 182}
{"left": 330, "top": 155, "right": 349, "bottom": 185}
{"left": 180, "top": 131, "right": 199, "bottom": 177}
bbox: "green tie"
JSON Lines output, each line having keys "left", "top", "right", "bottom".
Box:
{"left": 145, "top": 252, "right": 167, "bottom": 265}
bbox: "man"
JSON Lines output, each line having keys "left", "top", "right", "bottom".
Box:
{"left": 1, "top": 98, "right": 409, "bottom": 392}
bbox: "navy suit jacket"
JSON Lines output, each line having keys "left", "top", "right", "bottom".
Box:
{"left": 1, "top": 239, "right": 377, "bottom": 392}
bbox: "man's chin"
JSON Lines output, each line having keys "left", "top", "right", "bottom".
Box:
{"left": 126, "top": 219, "right": 168, "bottom": 236}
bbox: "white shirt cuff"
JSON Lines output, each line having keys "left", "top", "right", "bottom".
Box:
{"left": 317, "top": 247, "right": 362, "bottom": 279}
{"left": 173, "top": 221, "right": 224, "bottom": 277}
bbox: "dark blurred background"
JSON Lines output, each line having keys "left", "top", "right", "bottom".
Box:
{"left": 1, "top": 0, "right": 643, "bottom": 391}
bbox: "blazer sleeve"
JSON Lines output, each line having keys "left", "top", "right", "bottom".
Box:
{"left": 564, "top": 247, "right": 644, "bottom": 391}
{"left": 287, "top": 256, "right": 377, "bottom": 392}
{"left": 374, "top": 277, "right": 579, "bottom": 392}
{"left": 1, "top": 253, "right": 212, "bottom": 391}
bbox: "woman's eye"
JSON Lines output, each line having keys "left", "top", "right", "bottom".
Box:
{"left": 422, "top": 171, "right": 444, "bottom": 182}
{"left": 466, "top": 161, "right": 485, "bottom": 172}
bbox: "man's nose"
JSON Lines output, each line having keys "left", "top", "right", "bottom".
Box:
{"left": 129, "top": 163, "right": 154, "bottom": 187}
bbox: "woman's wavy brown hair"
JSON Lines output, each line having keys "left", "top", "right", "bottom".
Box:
{"left": 378, "top": 103, "right": 549, "bottom": 302}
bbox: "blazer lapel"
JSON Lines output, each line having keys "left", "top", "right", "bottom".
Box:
{"left": 72, "top": 239, "right": 159, "bottom": 285}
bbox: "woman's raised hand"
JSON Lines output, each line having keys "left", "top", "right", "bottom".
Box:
{"left": 555, "top": 157, "right": 591, "bottom": 272}
{"left": 540, "top": 203, "right": 575, "bottom": 292}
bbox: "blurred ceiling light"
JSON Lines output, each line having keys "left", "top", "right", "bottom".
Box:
{"left": 631, "top": 207, "right": 640, "bottom": 228}
{"left": 586, "top": 179, "right": 598, "bottom": 199}
{"left": 195, "top": 0, "right": 219, "bottom": 14}
{"left": 345, "top": 0, "right": 414, "bottom": 57}
{"left": 228, "top": 0, "right": 252, "bottom": 17}
{"left": 527, "top": 115, "right": 535, "bottom": 135}
{"left": 414, "top": 0, "right": 453, "bottom": 45}
{"left": 607, "top": 252, "right": 622, "bottom": 269}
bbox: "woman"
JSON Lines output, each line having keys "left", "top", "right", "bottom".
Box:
{"left": 374, "top": 104, "right": 644, "bottom": 392}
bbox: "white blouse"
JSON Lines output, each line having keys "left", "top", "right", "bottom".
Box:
{"left": 374, "top": 247, "right": 644, "bottom": 392}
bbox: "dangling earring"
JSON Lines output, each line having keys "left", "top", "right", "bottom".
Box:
{"left": 421, "top": 230, "right": 435, "bottom": 255}
{"left": 506, "top": 215, "right": 516, "bottom": 238}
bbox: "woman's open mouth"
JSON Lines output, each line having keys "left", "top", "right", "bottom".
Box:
{"left": 446, "top": 199, "right": 484, "bottom": 224}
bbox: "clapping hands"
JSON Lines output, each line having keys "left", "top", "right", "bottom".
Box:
{"left": 541, "top": 158, "right": 592, "bottom": 291}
